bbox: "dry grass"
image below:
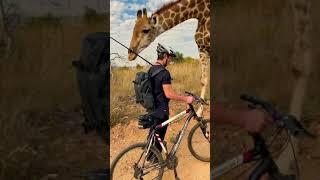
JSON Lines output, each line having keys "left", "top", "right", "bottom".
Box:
{"left": 214, "top": 2, "right": 320, "bottom": 179}
{"left": 110, "top": 60, "right": 210, "bottom": 126}
{"left": 214, "top": 0, "right": 320, "bottom": 113}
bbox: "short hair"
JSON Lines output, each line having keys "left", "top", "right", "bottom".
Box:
{"left": 157, "top": 52, "right": 167, "bottom": 60}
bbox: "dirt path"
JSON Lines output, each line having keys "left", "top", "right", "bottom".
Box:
{"left": 4, "top": 109, "right": 108, "bottom": 180}
{"left": 110, "top": 113, "right": 210, "bottom": 180}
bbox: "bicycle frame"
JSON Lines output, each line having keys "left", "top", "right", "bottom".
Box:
{"left": 146, "top": 104, "right": 199, "bottom": 158}
{"left": 210, "top": 94, "right": 315, "bottom": 180}
{"left": 211, "top": 133, "right": 285, "bottom": 180}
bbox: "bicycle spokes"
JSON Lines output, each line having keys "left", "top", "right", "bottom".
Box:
{"left": 133, "top": 160, "right": 163, "bottom": 180}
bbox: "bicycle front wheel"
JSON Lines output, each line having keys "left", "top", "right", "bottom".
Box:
{"left": 188, "top": 119, "right": 210, "bottom": 162}
{"left": 110, "top": 143, "right": 165, "bottom": 180}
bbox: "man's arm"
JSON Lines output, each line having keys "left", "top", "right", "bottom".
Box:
{"left": 213, "top": 103, "right": 273, "bottom": 133}
{"left": 163, "top": 84, "right": 193, "bottom": 104}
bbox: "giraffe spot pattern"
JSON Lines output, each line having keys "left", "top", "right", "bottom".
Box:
{"left": 167, "top": 19, "right": 174, "bottom": 27}
{"left": 189, "top": 0, "right": 196, "bottom": 7}
{"left": 164, "top": 11, "right": 170, "bottom": 18}
{"left": 172, "top": 4, "right": 180, "bottom": 12}
{"left": 198, "top": 2, "right": 205, "bottom": 11}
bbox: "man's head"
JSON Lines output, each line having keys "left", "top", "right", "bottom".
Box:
{"left": 156, "top": 43, "right": 176, "bottom": 67}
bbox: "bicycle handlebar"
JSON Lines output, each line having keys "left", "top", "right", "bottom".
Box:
{"left": 185, "top": 91, "right": 209, "bottom": 105}
{"left": 240, "top": 94, "right": 316, "bottom": 139}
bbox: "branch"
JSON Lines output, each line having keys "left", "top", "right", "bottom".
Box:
{"left": 110, "top": 52, "right": 126, "bottom": 61}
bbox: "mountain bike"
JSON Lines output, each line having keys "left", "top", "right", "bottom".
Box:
{"left": 110, "top": 92, "right": 210, "bottom": 180}
{"left": 211, "top": 94, "right": 316, "bottom": 180}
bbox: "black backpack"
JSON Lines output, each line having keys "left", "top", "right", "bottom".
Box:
{"left": 133, "top": 66, "right": 165, "bottom": 112}
{"left": 72, "top": 32, "right": 108, "bottom": 141}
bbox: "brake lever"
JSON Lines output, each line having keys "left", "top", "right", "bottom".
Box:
{"left": 299, "top": 130, "right": 317, "bottom": 139}
{"left": 202, "top": 99, "right": 209, "bottom": 105}
{"left": 282, "top": 115, "right": 317, "bottom": 139}
{"left": 185, "top": 91, "right": 194, "bottom": 96}
{"left": 195, "top": 97, "right": 209, "bottom": 105}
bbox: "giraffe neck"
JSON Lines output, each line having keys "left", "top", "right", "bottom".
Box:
{"left": 153, "top": 0, "right": 209, "bottom": 35}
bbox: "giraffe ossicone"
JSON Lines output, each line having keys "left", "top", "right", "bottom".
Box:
{"left": 128, "top": 0, "right": 210, "bottom": 117}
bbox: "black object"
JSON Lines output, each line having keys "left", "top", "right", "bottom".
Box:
{"left": 156, "top": 43, "right": 177, "bottom": 58}
{"left": 110, "top": 36, "right": 153, "bottom": 66}
{"left": 133, "top": 66, "right": 165, "bottom": 112}
{"left": 137, "top": 113, "right": 155, "bottom": 129}
{"left": 72, "top": 32, "right": 109, "bottom": 142}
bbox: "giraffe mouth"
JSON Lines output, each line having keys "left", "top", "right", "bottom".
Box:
{"left": 128, "top": 52, "right": 138, "bottom": 61}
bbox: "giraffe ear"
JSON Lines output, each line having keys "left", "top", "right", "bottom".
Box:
{"left": 137, "top": 10, "right": 142, "bottom": 19}
{"left": 143, "top": 8, "right": 147, "bottom": 17}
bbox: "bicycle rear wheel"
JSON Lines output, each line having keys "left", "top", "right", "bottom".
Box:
{"left": 188, "top": 119, "right": 210, "bottom": 162}
{"left": 110, "top": 143, "right": 165, "bottom": 180}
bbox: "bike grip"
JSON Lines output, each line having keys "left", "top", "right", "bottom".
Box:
{"left": 240, "top": 94, "right": 254, "bottom": 102}
{"left": 185, "top": 91, "right": 192, "bottom": 95}
{"left": 240, "top": 94, "right": 263, "bottom": 105}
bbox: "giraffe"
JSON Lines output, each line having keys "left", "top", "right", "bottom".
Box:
{"left": 276, "top": 0, "right": 313, "bottom": 175}
{"left": 128, "top": 0, "right": 210, "bottom": 116}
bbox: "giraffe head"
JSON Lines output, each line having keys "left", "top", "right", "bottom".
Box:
{"left": 128, "top": 8, "right": 161, "bottom": 61}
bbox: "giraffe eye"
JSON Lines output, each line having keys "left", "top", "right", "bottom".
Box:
{"left": 142, "top": 29, "right": 150, "bottom": 34}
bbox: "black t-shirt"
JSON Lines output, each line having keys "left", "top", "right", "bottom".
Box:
{"left": 149, "top": 65, "right": 172, "bottom": 112}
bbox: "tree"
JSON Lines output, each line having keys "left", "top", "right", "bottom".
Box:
{"left": 172, "top": 51, "right": 184, "bottom": 63}
{"left": 0, "top": 0, "right": 20, "bottom": 59}
{"left": 110, "top": 53, "right": 127, "bottom": 78}
{"left": 276, "top": 0, "right": 313, "bottom": 175}
{"left": 83, "top": 6, "right": 100, "bottom": 24}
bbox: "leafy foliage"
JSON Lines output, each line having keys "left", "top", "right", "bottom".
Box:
{"left": 172, "top": 51, "right": 184, "bottom": 63}
{"left": 83, "top": 6, "right": 104, "bottom": 23}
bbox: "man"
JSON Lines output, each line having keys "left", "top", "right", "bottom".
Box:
{"left": 145, "top": 44, "right": 272, "bottom": 160}
{"left": 146, "top": 44, "right": 194, "bottom": 156}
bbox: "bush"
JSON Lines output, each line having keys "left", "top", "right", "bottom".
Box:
{"left": 172, "top": 51, "right": 184, "bottom": 63}
{"left": 83, "top": 6, "right": 103, "bottom": 23}
{"left": 184, "top": 56, "right": 196, "bottom": 63}
{"left": 136, "top": 64, "right": 144, "bottom": 70}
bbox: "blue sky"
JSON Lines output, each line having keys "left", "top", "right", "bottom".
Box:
{"left": 110, "top": 0, "right": 199, "bottom": 66}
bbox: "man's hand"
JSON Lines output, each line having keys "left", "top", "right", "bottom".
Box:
{"left": 163, "top": 84, "right": 195, "bottom": 104}
{"left": 185, "top": 96, "right": 195, "bottom": 104}
{"left": 241, "top": 109, "right": 273, "bottom": 133}
{"left": 213, "top": 104, "right": 273, "bottom": 133}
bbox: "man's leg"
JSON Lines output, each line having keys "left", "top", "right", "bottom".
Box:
{"left": 146, "top": 111, "right": 168, "bottom": 161}
{"left": 151, "top": 110, "right": 169, "bottom": 151}
{"left": 155, "top": 125, "right": 168, "bottom": 152}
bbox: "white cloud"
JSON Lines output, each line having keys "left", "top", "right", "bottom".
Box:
{"left": 128, "top": 3, "right": 145, "bottom": 12}
{"left": 110, "top": 1, "right": 126, "bottom": 14}
{"left": 146, "top": 0, "right": 175, "bottom": 11}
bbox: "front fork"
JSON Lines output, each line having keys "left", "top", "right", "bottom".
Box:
{"left": 197, "top": 117, "right": 210, "bottom": 141}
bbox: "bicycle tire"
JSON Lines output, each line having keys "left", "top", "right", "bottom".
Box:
{"left": 268, "top": 171, "right": 296, "bottom": 180}
{"left": 188, "top": 119, "right": 210, "bottom": 162}
{"left": 110, "top": 143, "right": 165, "bottom": 180}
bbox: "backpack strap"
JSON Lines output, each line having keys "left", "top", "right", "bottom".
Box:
{"left": 149, "top": 65, "right": 165, "bottom": 78}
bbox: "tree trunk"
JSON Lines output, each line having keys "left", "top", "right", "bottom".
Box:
{"left": 0, "top": 0, "right": 14, "bottom": 59}
{"left": 276, "top": 0, "right": 313, "bottom": 175}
